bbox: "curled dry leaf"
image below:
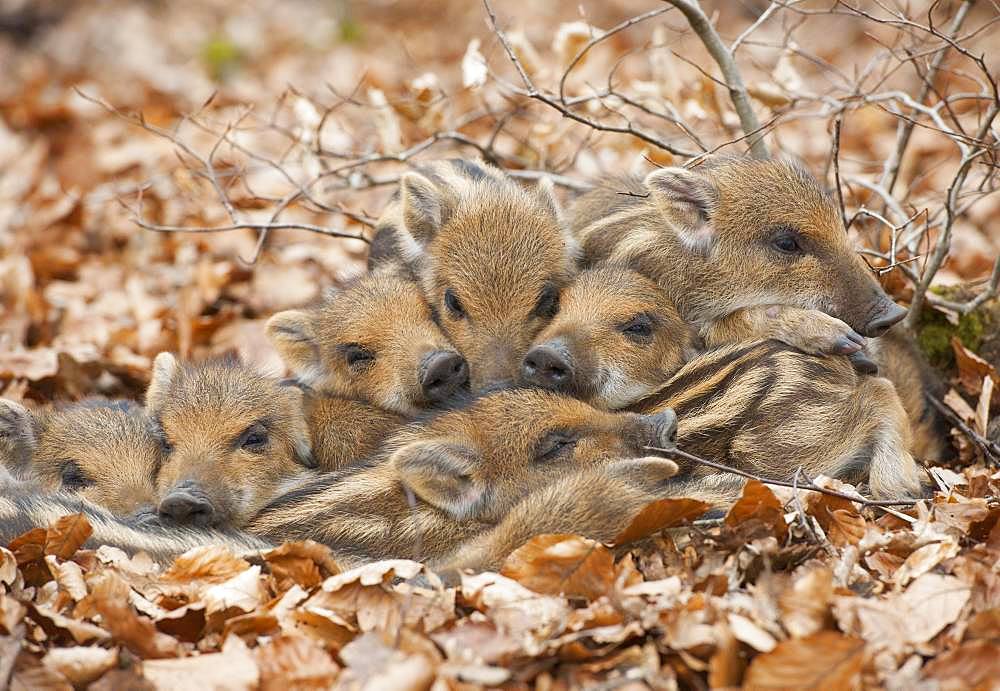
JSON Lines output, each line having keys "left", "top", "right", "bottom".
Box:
{"left": 263, "top": 540, "right": 340, "bottom": 591}
{"left": 0, "top": 547, "right": 17, "bottom": 585}
{"left": 501, "top": 534, "right": 614, "bottom": 600}
{"left": 202, "top": 565, "right": 264, "bottom": 615}
{"left": 142, "top": 635, "right": 259, "bottom": 691}
{"left": 162, "top": 546, "right": 251, "bottom": 583}
{"left": 87, "top": 571, "right": 180, "bottom": 659}
{"left": 319, "top": 559, "right": 423, "bottom": 593}
{"left": 44, "top": 556, "right": 87, "bottom": 601}
{"left": 42, "top": 646, "right": 118, "bottom": 686}
{"left": 725, "top": 480, "right": 788, "bottom": 542}
{"left": 779, "top": 567, "right": 834, "bottom": 638}
{"left": 613, "top": 498, "right": 711, "bottom": 546}
{"left": 255, "top": 634, "right": 340, "bottom": 691}
{"left": 951, "top": 337, "right": 1000, "bottom": 402}
{"left": 923, "top": 639, "right": 1000, "bottom": 687}
{"left": 806, "top": 493, "right": 866, "bottom": 547}
{"left": 744, "top": 631, "right": 865, "bottom": 691}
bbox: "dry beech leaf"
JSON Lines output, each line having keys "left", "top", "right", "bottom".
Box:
{"left": 0, "top": 594, "right": 27, "bottom": 635}
{"left": 41, "top": 646, "right": 118, "bottom": 686}
{"left": 923, "top": 639, "right": 1000, "bottom": 687}
{"left": 952, "top": 337, "right": 1000, "bottom": 401}
{"left": 9, "top": 528, "right": 48, "bottom": 565}
{"left": 744, "top": 631, "right": 865, "bottom": 690}
{"left": 142, "top": 635, "right": 259, "bottom": 691}
{"left": 44, "top": 556, "right": 87, "bottom": 601}
{"left": 807, "top": 493, "right": 865, "bottom": 547}
{"left": 501, "top": 534, "right": 614, "bottom": 600}
{"left": 255, "top": 634, "right": 341, "bottom": 690}
{"left": 725, "top": 480, "right": 788, "bottom": 542}
{"left": 779, "top": 567, "right": 834, "bottom": 638}
{"left": 162, "top": 545, "right": 251, "bottom": 583}
{"left": 613, "top": 498, "right": 710, "bottom": 546}
{"left": 891, "top": 539, "right": 960, "bottom": 587}
{"left": 0, "top": 547, "right": 17, "bottom": 585}
{"left": 202, "top": 565, "right": 263, "bottom": 615}
{"left": 319, "top": 559, "right": 423, "bottom": 593}
{"left": 897, "top": 573, "right": 970, "bottom": 644}
{"left": 264, "top": 540, "right": 340, "bottom": 591}
{"left": 87, "top": 571, "right": 180, "bottom": 659}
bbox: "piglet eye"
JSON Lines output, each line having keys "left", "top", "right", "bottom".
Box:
{"left": 620, "top": 314, "right": 655, "bottom": 342}
{"left": 770, "top": 227, "right": 804, "bottom": 255}
{"left": 444, "top": 289, "right": 466, "bottom": 319}
{"left": 341, "top": 344, "right": 376, "bottom": 369}
{"left": 535, "top": 430, "right": 579, "bottom": 462}
{"left": 533, "top": 283, "right": 560, "bottom": 320}
{"left": 239, "top": 425, "right": 269, "bottom": 453}
{"left": 60, "top": 461, "right": 93, "bottom": 491}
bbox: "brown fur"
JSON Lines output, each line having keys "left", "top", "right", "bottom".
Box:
{"left": 303, "top": 393, "right": 405, "bottom": 472}
{"left": 631, "top": 341, "right": 924, "bottom": 501}
{"left": 146, "top": 353, "right": 315, "bottom": 529}
{"left": 0, "top": 398, "right": 161, "bottom": 517}
{"left": 523, "top": 267, "right": 697, "bottom": 407}
{"left": 438, "top": 456, "right": 685, "bottom": 576}
{"left": 372, "top": 159, "right": 577, "bottom": 390}
{"left": 571, "top": 158, "right": 908, "bottom": 353}
{"left": 267, "top": 267, "right": 467, "bottom": 415}
{"left": 247, "top": 388, "right": 679, "bottom": 568}
{"left": 524, "top": 267, "right": 925, "bottom": 500}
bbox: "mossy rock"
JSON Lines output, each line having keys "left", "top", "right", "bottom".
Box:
{"left": 915, "top": 287, "right": 999, "bottom": 370}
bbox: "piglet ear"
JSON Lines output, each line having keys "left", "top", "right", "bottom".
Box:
{"left": 266, "top": 310, "right": 320, "bottom": 383}
{"left": 0, "top": 399, "right": 37, "bottom": 475}
{"left": 392, "top": 440, "right": 485, "bottom": 520}
{"left": 145, "top": 352, "right": 179, "bottom": 412}
{"left": 643, "top": 167, "right": 719, "bottom": 255}
{"left": 396, "top": 172, "right": 448, "bottom": 260}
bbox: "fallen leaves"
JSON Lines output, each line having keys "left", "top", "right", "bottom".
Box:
{"left": 502, "top": 534, "right": 615, "bottom": 599}
{"left": 744, "top": 631, "right": 865, "bottom": 691}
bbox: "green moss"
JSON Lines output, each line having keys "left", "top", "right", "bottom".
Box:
{"left": 201, "top": 35, "right": 242, "bottom": 82}
{"left": 338, "top": 16, "right": 364, "bottom": 43}
{"left": 914, "top": 294, "right": 994, "bottom": 370}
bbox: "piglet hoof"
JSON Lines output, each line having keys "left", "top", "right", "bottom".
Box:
{"left": 846, "top": 350, "right": 879, "bottom": 375}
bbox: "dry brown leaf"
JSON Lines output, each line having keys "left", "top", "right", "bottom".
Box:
{"left": 87, "top": 571, "right": 180, "bottom": 659}
{"left": 952, "top": 337, "right": 1000, "bottom": 401}
{"left": 707, "top": 624, "right": 744, "bottom": 688}
{"left": 613, "top": 498, "right": 710, "bottom": 546}
{"left": 744, "top": 631, "right": 865, "bottom": 690}
{"left": 897, "top": 573, "right": 970, "bottom": 644}
{"left": 264, "top": 540, "right": 340, "bottom": 591}
{"left": 0, "top": 547, "right": 17, "bottom": 586}
{"left": 162, "top": 545, "right": 251, "bottom": 583}
{"left": 319, "top": 559, "right": 423, "bottom": 593}
{"left": 501, "top": 534, "right": 614, "bottom": 600}
{"left": 9, "top": 528, "right": 47, "bottom": 565}
{"left": 142, "top": 635, "right": 259, "bottom": 690}
{"left": 725, "top": 480, "right": 788, "bottom": 542}
{"left": 779, "top": 567, "right": 834, "bottom": 638}
{"left": 255, "top": 635, "right": 341, "bottom": 690}
{"left": 891, "top": 539, "right": 960, "bottom": 587}
{"left": 41, "top": 646, "right": 118, "bottom": 686}
{"left": 44, "top": 556, "right": 87, "bottom": 601}
{"left": 42, "top": 514, "right": 92, "bottom": 560}
{"left": 923, "top": 639, "right": 1000, "bottom": 687}
{"left": 805, "top": 485, "right": 866, "bottom": 546}
{"left": 202, "top": 565, "right": 263, "bottom": 615}
{"left": 0, "top": 594, "right": 27, "bottom": 635}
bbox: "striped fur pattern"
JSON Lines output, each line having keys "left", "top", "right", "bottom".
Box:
{"left": 370, "top": 159, "right": 577, "bottom": 390}
{"left": 630, "top": 340, "right": 924, "bottom": 502}
{"left": 570, "top": 158, "right": 907, "bottom": 351}
{"left": 266, "top": 266, "right": 467, "bottom": 417}
{"left": 0, "top": 486, "right": 270, "bottom": 561}
{"left": 525, "top": 267, "right": 925, "bottom": 501}
{"left": 247, "top": 388, "right": 678, "bottom": 568}
{"left": 0, "top": 398, "right": 162, "bottom": 517}
{"left": 302, "top": 392, "right": 406, "bottom": 472}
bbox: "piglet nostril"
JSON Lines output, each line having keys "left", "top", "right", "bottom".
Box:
{"left": 421, "top": 351, "right": 469, "bottom": 402}
{"left": 862, "top": 301, "right": 907, "bottom": 337}
{"left": 158, "top": 491, "right": 217, "bottom": 528}
{"left": 521, "top": 345, "right": 573, "bottom": 390}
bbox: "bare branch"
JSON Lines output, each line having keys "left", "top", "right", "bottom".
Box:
{"left": 644, "top": 446, "right": 921, "bottom": 509}
{"left": 661, "top": 0, "right": 770, "bottom": 158}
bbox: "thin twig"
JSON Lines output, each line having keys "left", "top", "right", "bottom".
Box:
{"left": 661, "top": 0, "right": 769, "bottom": 159}
{"left": 643, "top": 446, "right": 921, "bottom": 508}
{"left": 926, "top": 395, "right": 1000, "bottom": 463}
